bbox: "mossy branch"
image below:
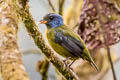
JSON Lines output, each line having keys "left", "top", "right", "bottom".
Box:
{"left": 36, "top": 59, "right": 49, "bottom": 80}
{"left": 12, "top": 0, "right": 80, "bottom": 80}
{"left": 0, "top": 1, "right": 30, "bottom": 80}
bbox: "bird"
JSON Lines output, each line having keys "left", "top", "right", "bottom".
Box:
{"left": 38, "top": 13, "right": 98, "bottom": 71}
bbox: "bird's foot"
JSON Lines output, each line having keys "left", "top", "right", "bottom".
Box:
{"left": 63, "top": 60, "right": 68, "bottom": 67}
{"left": 62, "top": 60, "right": 74, "bottom": 71}
{"left": 62, "top": 57, "right": 71, "bottom": 67}
{"left": 62, "top": 57, "right": 75, "bottom": 70}
{"left": 68, "top": 65, "right": 73, "bottom": 71}
{"left": 67, "top": 63, "right": 74, "bottom": 71}
{"left": 69, "top": 67, "right": 73, "bottom": 71}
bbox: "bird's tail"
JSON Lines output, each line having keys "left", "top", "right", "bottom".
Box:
{"left": 90, "top": 60, "right": 99, "bottom": 71}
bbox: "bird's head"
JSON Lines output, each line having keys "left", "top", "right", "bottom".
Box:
{"left": 38, "top": 13, "right": 64, "bottom": 28}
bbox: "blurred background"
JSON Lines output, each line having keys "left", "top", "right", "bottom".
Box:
{"left": 18, "top": 0, "right": 120, "bottom": 80}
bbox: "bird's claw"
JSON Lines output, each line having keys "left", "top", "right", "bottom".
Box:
{"left": 68, "top": 64, "right": 73, "bottom": 71}
{"left": 63, "top": 60, "right": 73, "bottom": 71}
{"left": 63, "top": 60, "right": 68, "bottom": 67}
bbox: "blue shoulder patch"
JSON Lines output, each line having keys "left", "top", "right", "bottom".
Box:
{"left": 54, "top": 30, "right": 84, "bottom": 58}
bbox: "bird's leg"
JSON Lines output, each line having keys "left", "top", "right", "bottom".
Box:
{"left": 63, "top": 57, "right": 71, "bottom": 67}
{"left": 68, "top": 60, "right": 75, "bottom": 68}
{"left": 68, "top": 60, "right": 76, "bottom": 70}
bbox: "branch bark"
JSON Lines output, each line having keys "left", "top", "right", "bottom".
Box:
{"left": 12, "top": 0, "right": 80, "bottom": 80}
{"left": 48, "top": 0, "right": 56, "bottom": 12}
{"left": 95, "top": 1, "right": 117, "bottom": 80}
{"left": 36, "top": 59, "right": 49, "bottom": 80}
{"left": 0, "top": 1, "right": 30, "bottom": 80}
{"left": 102, "top": 27, "right": 117, "bottom": 80}
{"left": 59, "top": 0, "right": 65, "bottom": 15}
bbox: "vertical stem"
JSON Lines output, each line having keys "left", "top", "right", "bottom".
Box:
{"left": 48, "top": 0, "right": 56, "bottom": 12}
{"left": 58, "top": 0, "right": 65, "bottom": 15}
{"left": 94, "top": 1, "right": 117, "bottom": 79}
{"left": 97, "top": 4, "right": 117, "bottom": 80}
{"left": 103, "top": 33, "right": 117, "bottom": 80}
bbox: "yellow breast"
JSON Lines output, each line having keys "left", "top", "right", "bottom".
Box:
{"left": 46, "top": 29, "right": 75, "bottom": 58}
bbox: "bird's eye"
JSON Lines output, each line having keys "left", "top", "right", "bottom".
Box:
{"left": 49, "top": 16, "right": 54, "bottom": 20}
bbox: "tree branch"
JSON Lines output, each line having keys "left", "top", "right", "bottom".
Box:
{"left": 102, "top": 24, "right": 117, "bottom": 80}
{"left": 36, "top": 59, "right": 49, "bottom": 80}
{"left": 58, "top": 0, "right": 65, "bottom": 15}
{"left": 95, "top": 1, "right": 117, "bottom": 80}
{"left": 13, "top": 0, "right": 80, "bottom": 80}
{"left": 48, "top": 0, "right": 56, "bottom": 12}
{"left": 0, "top": 1, "right": 30, "bottom": 80}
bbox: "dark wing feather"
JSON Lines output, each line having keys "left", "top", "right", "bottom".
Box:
{"left": 54, "top": 30, "right": 84, "bottom": 58}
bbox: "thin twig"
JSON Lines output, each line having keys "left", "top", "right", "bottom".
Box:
{"left": 94, "top": 1, "right": 117, "bottom": 79}
{"left": 96, "top": 4, "right": 117, "bottom": 80}
{"left": 98, "top": 56, "right": 120, "bottom": 80}
{"left": 72, "top": 23, "right": 79, "bottom": 29}
{"left": 48, "top": 0, "right": 56, "bottom": 12}
{"left": 103, "top": 32, "right": 117, "bottom": 80}
{"left": 99, "top": 14, "right": 117, "bottom": 80}
{"left": 99, "top": 11, "right": 117, "bottom": 80}
{"left": 58, "top": 0, "right": 65, "bottom": 15}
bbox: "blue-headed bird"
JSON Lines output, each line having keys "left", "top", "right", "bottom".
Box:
{"left": 38, "top": 13, "right": 98, "bottom": 71}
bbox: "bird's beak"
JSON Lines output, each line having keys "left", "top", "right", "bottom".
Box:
{"left": 37, "top": 19, "right": 48, "bottom": 25}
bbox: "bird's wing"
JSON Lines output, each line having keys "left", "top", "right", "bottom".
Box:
{"left": 54, "top": 28, "right": 85, "bottom": 58}
{"left": 54, "top": 26, "right": 99, "bottom": 71}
